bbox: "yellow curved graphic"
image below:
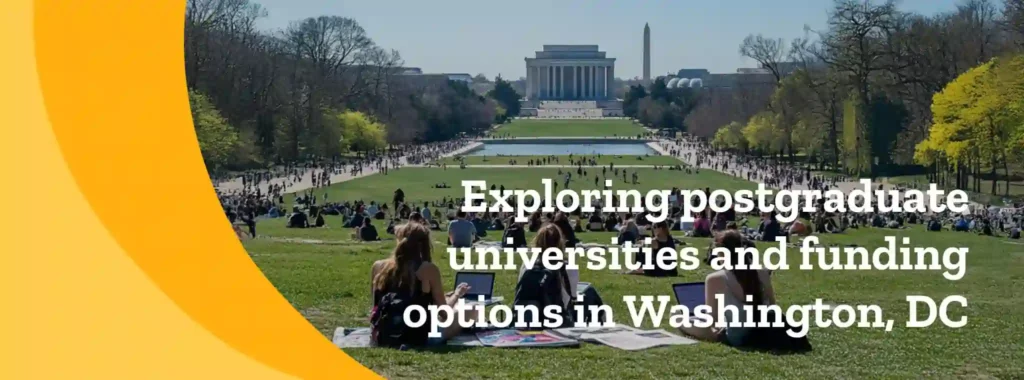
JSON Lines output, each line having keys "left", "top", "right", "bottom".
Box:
{"left": 2, "top": 0, "right": 378, "bottom": 378}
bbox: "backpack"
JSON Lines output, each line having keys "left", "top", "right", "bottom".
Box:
{"left": 513, "top": 266, "right": 574, "bottom": 329}
{"left": 369, "top": 267, "right": 428, "bottom": 348}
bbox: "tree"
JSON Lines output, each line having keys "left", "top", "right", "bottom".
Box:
{"left": 739, "top": 34, "right": 788, "bottom": 83}
{"left": 712, "top": 121, "right": 748, "bottom": 151}
{"left": 813, "top": 0, "right": 902, "bottom": 174}
{"left": 623, "top": 85, "right": 648, "bottom": 118}
{"left": 742, "top": 112, "right": 783, "bottom": 154}
{"left": 486, "top": 76, "right": 521, "bottom": 118}
{"left": 189, "top": 89, "right": 239, "bottom": 170}
{"left": 339, "top": 110, "right": 387, "bottom": 153}
{"left": 1006, "top": 0, "right": 1024, "bottom": 48}
{"left": 913, "top": 55, "right": 1024, "bottom": 193}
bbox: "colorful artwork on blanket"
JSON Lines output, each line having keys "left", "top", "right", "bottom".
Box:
{"left": 475, "top": 329, "right": 579, "bottom": 348}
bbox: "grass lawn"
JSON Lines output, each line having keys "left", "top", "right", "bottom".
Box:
{"left": 435, "top": 154, "right": 683, "bottom": 166}
{"left": 284, "top": 167, "right": 754, "bottom": 207}
{"left": 251, "top": 168, "right": 1023, "bottom": 379}
{"left": 491, "top": 119, "right": 648, "bottom": 137}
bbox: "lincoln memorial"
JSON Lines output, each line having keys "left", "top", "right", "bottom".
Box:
{"left": 525, "top": 45, "right": 615, "bottom": 101}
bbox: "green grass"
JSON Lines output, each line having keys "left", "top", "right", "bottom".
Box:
{"left": 284, "top": 167, "right": 753, "bottom": 207}
{"left": 491, "top": 119, "right": 648, "bottom": 137}
{"left": 251, "top": 168, "right": 1023, "bottom": 379}
{"left": 435, "top": 154, "right": 683, "bottom": 166}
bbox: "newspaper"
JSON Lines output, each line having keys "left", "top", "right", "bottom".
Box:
{"left": 589, "top": 329, "right": 697, "bottom": 351}
{"left": 332, "top": 327, "right": 372, "bottom": 348}
{"left": 551, "top": 324, "right": 642, "bottom": 341}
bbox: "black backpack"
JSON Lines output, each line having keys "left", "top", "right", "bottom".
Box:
{"left": 513, "top": 266, "right": 574, "bottom": 329}
{"left": 369, "top": 269, "right": 428, "bottom": 348}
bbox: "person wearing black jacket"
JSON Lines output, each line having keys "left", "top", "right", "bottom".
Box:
{"left": 553, "top": 212, "right": 580, "bottom": 248}
{"left": 501, "top": 219, "right": 527, "bottom": 248}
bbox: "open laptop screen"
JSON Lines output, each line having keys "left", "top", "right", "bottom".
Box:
{"left": 672, "top": 282, "right": 706, "bottom": 310}
{"left": 455, "top": 272, "right": 495, "bottom": 299}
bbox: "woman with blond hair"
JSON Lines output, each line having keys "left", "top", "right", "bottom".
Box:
{"left": 370, "top": 222, "right": 476, "bottom": 347}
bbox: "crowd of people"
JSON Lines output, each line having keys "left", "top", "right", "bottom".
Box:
{"left": 213, "top": 138, "right": 473, "bottom": 238}
{"left": 217, "top": 128, "right": 1023, "bottom": 352}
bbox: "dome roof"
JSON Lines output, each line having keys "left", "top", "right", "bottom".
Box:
{"left": 667, "top": 78, "right": 680, "bottom": 88}
{"left": 674, "top": 78, "right": 689, "bottom": 88}
{"left": 689, "top": 78, "right": 703, "bottom": 88}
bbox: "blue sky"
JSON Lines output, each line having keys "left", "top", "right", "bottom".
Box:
{"left": 254, "top": 0, "right": 963, "bottom": 79}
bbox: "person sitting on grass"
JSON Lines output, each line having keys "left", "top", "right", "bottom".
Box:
{"left": 420, "top": 203, "right": 432, "bottom": 223}
{"left": 370, "top": 222, "right": 478, "bottom": 347}
{"left": 757, "top": 212, "right": 781, "bottom": 242}
{"left": 313, "top": 212, "right": 325, "bottom": 228}
{"left": 953, "top": 215, "right": 969, "bottom": 232}
{"left": 626, "top": 221, "right": 678, "bottom": 277}
{"left": 692, "top": 211, "right": 712, "bottom": 238}
{"left": 527, "top": 210, "right": 544, "bottom": 232}
{"left": 788, "top": 219, "right": 810, "bottom": 237}
{"left": 587, "top": 212, "right": 605, "bottom": 232}
{"left": 471, "top": 213, "right": 489, "bottom": 238}
{"left": 514, "top": 224, "right": 579, "bottom": 326}
{"left": 287, "top": 207, "right": 309, "bottom": 229}
{"left": 680, "top": 230, "right": 777, "bottom": 345}
{"left": 358, "top": 217, "right": 381, "bottom": 241}
{"left": 501, "top": 218, "right": 527, "bottom": 248}
{"left": 448, "top": 211, "right": 477, "bottom": 248}
{"left": 604, "top": 212, "right": 619, "bottom": 232}
{"left": 366, "top": 201, "right": 379, "bottom": 219}
{"left": 409, "top": 212, "right": 426, "bottom": 225}
{"left": 617, "top": 218, "right": 639, "bottom": 246}
{"left": 343, "top": 208, "right": 365, "bottom": 228}
{"left": 553, "top": 212, "right": 580, "bottom": 248}
{"left": 489, "top": 213, "right": 505, "bottom": 230}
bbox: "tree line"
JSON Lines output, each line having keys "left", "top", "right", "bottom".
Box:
{"left": 185, "top": 0, "right": 521, "bottom": 171}
{"left": 705, "top": 0, "right": 1023, "bottom": 196}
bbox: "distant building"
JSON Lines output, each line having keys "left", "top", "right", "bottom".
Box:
{"left": 445, "top": 73, "right": 473, "bottom": 84}
{"left": 524, "top": 45, "right": 615, "bottom": 101}
{"left": 397, "top": 70, "right": 474, "bottom": 88}
{"left": 668, "top": 66, "right": 778, "bottom": 89}
{"left": 676, "top": 68, "right": 710, "bottom": 80}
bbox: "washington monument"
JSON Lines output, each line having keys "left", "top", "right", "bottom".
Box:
{"left": 643, "top": 23, "right": 651, "bottom": 83}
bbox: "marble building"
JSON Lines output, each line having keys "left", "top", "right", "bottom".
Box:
{"left": 523, "top": 45, "right": 615, "bottom": 101}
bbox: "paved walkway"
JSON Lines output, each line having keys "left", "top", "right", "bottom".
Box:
{"left": 214, "top": 141, "right": 482, "bottom": 194}
{"left": 216, "top": 132, "right": 976, "bottom": 207}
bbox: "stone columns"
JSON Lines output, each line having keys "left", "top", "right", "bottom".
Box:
{"left": 558, "top": 66, "right": 564, "bottom": 99}
{"left": 586, "top": 66, "right": 591, "bottom": 99}
{"left": 526, "top": 65, "right": 532, "bottom": 100}
{"left": 603, "top": 66, "right": 608, "bottom": 99}
{"left": 573, "top": 66, "right": 578, "bottom": 99}
{"left": 546, "top": 65, "right": 551, "bottom": 99}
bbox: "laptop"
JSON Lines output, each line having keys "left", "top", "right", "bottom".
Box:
{"left": 454, "top": 272, "right": 503, "bottom": 306}
{"left": 672, "top": 282, "right": 706, "bottom": 311}
{"left": 576, "top": 282, "right": 591, "bottom": 296}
